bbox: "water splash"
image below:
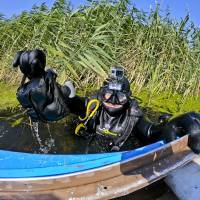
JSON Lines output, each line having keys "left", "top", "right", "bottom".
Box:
{"left": 46, "top": 124, "right": 55, "bottom": 152}
{"left": 31, "top": 121, "right": 49, "bottom": 153}
{"left": 0, "top": 123, "right": 8, "bottom": 138}
{"left": 31, "top": 120, "right": 43, "bottom": 151}
{"left": 29, "top": 118, "right": 56, "bottom": 153}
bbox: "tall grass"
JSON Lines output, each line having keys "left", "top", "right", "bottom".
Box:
{"left": 0, "top": 0, "right": 200, "bottom": 96}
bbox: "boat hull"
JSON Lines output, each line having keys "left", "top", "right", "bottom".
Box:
{"left": 0, "top": 135, "right": 195, "bottom": 199}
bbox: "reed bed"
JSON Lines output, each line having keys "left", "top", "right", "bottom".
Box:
{"left": 0, "top": 0, "right": 200, "bottom": 96}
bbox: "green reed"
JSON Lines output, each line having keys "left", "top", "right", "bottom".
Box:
{"left": 0, "top": 0, "right": 200, "bottom": 96}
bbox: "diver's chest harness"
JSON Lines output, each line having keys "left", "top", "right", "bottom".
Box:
{"left": 96, "top": 109, "right": 136, "bottom": 139}
{"left": 75, "top": 99, "right": 141, "bottom": 142}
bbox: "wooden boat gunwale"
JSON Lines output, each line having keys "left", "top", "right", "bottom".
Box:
{"left": 0, "top": 135, "right": 196, "bottom": 200}
{"left": 0, "top": 140, "right": 165, "bottom": 179}
{"left": 0, "top": 140, "right": 165, "bottom": 181}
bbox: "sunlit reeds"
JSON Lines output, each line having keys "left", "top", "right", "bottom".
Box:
{"left": 0, "top": 0, "right": 200, "bottom": 96}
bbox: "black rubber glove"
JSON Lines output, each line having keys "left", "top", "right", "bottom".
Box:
{"left": 13, "top": 49, "right": 46, "bottom": 79}
{"left": 160, "top": 112, "right": 200, "bottom": 154}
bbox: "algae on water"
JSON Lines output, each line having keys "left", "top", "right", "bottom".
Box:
{"left": 0, "top": 82, "right": 19, "bottom": 110}
{"left": 135, "top": 90, "right": 200, "bottom": 116}
{"left": 0, "top": 82, "right": 200, "bottom": 117}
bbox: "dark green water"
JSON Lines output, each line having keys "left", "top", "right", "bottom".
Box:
{"left": 0, "top": 108, "right": 160, "bottom": 154}
{"left": 0, "top": 110, "right": 89, "bottom": 154}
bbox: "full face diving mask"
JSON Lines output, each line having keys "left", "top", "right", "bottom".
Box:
{"left": 101, "top": 67, "right": 130, "bottom": 105}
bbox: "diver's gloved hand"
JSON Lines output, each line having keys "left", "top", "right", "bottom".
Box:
{"left": 65, "top": 81, "right": 76, "bottom": 98}
{"left": 13, "top": 49, "right": 46, "bottom": 79}
{"left": 160, "top": 112, "right": 200, "bottom": 154}
{"left": 60, "top": 80, "right": 76, "bottom": 99}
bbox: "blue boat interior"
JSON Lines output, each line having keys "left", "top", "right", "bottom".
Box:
{"left": 0, "top": 140, "right": 165, "bottom": 178}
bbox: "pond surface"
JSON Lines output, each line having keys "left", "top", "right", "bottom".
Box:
{"left": 0, "top": 108, "right": 160, "bottom": 154}
{"left": 0, "top": 110, "right": 88, "bottom": 154}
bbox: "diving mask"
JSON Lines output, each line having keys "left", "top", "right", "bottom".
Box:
{"left": 102, "top": 89, "right": 128, "bottom": 105}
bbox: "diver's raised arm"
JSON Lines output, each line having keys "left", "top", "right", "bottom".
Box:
{"left": 13, "top": 49, "right": 86, "bottom": 122}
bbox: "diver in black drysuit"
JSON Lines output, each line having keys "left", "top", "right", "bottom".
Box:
{"left": 65, "top": 74, "right": 162, "bottom": 152}
{"left": 13, "top": 49, "right": 200, "bottom": 153}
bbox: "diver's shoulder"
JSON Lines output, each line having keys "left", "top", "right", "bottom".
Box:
{"left": 129, "top": 99, "right": 143, "bottom": 117}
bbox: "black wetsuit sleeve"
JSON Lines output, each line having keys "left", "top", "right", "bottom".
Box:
{"left": 63, "top": 95, "right": 87, "bottom": 117}
{"left": 135, "top": 117, "right": 162, "bottom": 144}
